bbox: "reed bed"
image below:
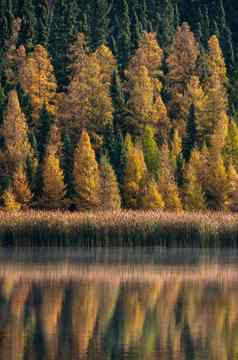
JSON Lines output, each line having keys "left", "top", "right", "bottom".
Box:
{"left": 0, "top": 210, "right": 238, "bottom": 247}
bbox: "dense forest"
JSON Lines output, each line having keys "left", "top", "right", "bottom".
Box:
{"left": 0, "top": 0, "right": 238, "bottom": 212}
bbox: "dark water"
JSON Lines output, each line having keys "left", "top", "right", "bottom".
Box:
{"left": 0, "top": 248, "right": 238, "bottom": 360}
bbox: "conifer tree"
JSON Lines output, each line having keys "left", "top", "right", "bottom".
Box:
{"left": 123, "top": 135, "right": 147, "bottom": 209}
{"left": 100, "top": 155, "right": 121, "bottom": 210}
{"left": 35, "top": 0, "right": 49, "bottom": 46}
{"left": 18, "top": 0, "right": 36, "bottom": 49}
{"left": 183, "top": 104, "right": 197, "bottom": 161}
{"left": 158, "top": 144, "right": 182, "bottom": 212}
{"left": 117, "top": 0, "right": 131, "bottom": 67}
{"left": 184, "top": 162, "right": 206, "bottom": 211}
{"left": 91, "top": 0, "right": 110, "bottom": 49}
{"left": 140, "top": 178, "right": 164, "bottom": 210}
{"left": 223, "top": 120, "right": 238, "bottom": 169}
{"left": 63, "top": 34, "right": 113, "bottom": 143}
{"left": 171, "top": 129, "right": 182, "bottom": 172}
{"left": 41, "top": 151, "right": 66, "bottom": 209}
{"left": 142, "top": 126, "right": 160, "bottom": 176}
{"left": 227, "top": 162, "right": 238, "bottom": 212}
{"left": 19, "top": 44, "right": 57, "bottom": 123}
{"left": 1, "top": 90, "right": 32, "bottom": 174}
{"left": 2, "top": 186, "right": 21, "bottom": 211}
{"left": 95, "top": 45, "right": 117, "bottom": 86}
{"left": 167, "top": 22, "right": 199, "bottom": 131}
{"left": 12, "top": 163, "right": 32, "bottom": 208}
{"left": 73, "top": 130, "right": 101, "bottom": 210}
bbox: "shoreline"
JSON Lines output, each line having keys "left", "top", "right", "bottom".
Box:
{"left": 0, "top": 210, "right": 238, "bottom": 247}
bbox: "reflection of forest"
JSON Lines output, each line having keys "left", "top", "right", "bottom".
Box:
{"left": 0, "top": 273, "right": 238, "bottom": 359}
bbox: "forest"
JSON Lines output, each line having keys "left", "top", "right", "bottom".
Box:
{"left": 1, "top": 0, "right": 238, "bottom": 212}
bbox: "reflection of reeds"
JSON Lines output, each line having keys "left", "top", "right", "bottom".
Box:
{"left": 0, "top": 210, "right": 238, "bottom": 247}
{"left": 0, "top": 263, "right": 238, "bottom": 284}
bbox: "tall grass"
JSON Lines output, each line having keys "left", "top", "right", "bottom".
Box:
{"left": 0, "top": 210, "right": 238, "bottom": 247}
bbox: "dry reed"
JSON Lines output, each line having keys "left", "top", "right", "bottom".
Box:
{"left": 0, "top": 210, "right": 238, "bottom": 247}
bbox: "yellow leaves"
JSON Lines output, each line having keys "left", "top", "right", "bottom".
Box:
{"left": 2, "top": 187, "right": 21, "bottom": 212}
{"left": 73, "top": 130, "right": 100, "bottom": 210}
{"left": 41, "top": 152, "right": 66, "bottom": 210}
{"left": 19, "top": 44, "right": 57, "bottom": 123}
{"left": 13, "top": 163, "right": 32, "bottom": 208}
{"left": 95, "top": 45, "right": 117, "bottom": 86}
{"left": 140, "top": 178, "right": 165, "bottom": 210}
{"left": 2, "top": 90, "right": 32, "bottom": 173}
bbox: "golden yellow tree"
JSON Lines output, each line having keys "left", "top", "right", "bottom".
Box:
{"left": 227, "top": 162, "right": 238, "bottom": 212}
{"left": 100, "top": 155, "right": 121, "bottom": 210}
{"left": 13, "top": 163, "right": 32, "bottom": 208}
{"left": 158, "top": 144, "right": 182, "bottom": 211}
{"left": 140, "top": 178, "right": 165, "bottom": 210}
{"left": 62, "top": 34, "right": 113, "bottom": 143}
{"left": 73, "top": 129, "right": 101, "bottom": 210}
{"left": 123, "top": 135, "right": 147, "bottom": 209}
{"left": 19, "top": 44, "right": 58, "bottom": 123}
{"left": 95, "top": 45, "right": 117, "bottom": 86}
{"left": 184, "top": 161, "right": 206, "bottom": 211}
{"left": 2, "top": 187, "right": 21, "bottom": 211}
{"left": 223, "top": 120, "right": 238, "bottom": 169}
{"left": 167, "top": 22, "right": 199, "bottom": 133}
{"left": 126, "top": 32, "right": 169, "bottom": 136}
{"left": 41, "top": 151, "right": 66, "bottom": 209}
{"left": 1, "top": 90, "right": 32, "bottom": 174}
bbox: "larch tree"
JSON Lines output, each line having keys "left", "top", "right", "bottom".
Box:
{"left": 2, "top": 186, "right": 21, "bottom": 211}
{"left": 126, "top": 33, "right": 169, "bottom": 136}
{"left": 73, "top": 129, "right": 101, "bottom": 210}
{"left": 223, "top": 120, "right": 238, "bottom": 169}
{"left": 158, "top": 144, "right": 182, "bottom": 212}
{"left": 184, "top": 161, "right": 206, "bottom": 211}
{"left": 167, "top": 22, "right": 199, "bottom": 133}
{"left": 227, "top": 162, "right": 238, "bottom": 212}
{"left": 123, "top": 134, "right": 147, "bottom": 209}
{"left": 12, "top": 163, "right": 32, "bottom": 208}
{"left": 95, "top": 45, "right": 117, "bottom": 86}
{"left": 62, "top": 34, "right": 113, "bottom": 144}
{"left": 100, "top": 155, "right": 121, "bottom": 210}
{"left": 1, "top": 90, "right": 32, "bottom": 175}
{"left": 40, "top": 151, "right": 66, "bottom": 209}
{"left": 140, "top": 177, "right": 165, "bottom": 210}
{"left": 19, "top": 44, "right": 58, "bottom": 124}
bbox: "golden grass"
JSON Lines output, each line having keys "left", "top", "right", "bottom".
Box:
{"left": 0, "top": 210, "right": 238, "bottom": 247}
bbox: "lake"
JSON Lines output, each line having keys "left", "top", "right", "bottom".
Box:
{"left": 0, "top": 247, "right": 237, "bottom": 359}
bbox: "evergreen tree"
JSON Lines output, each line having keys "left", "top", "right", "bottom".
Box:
{"left": 73, "top": 130, "right": 101, "bottom": 210}
{"left": 184, "top": 161, "right": 206, "bottom": 211}
{"left": 35, "top": 0, "right": 49, "bottom": 46}
{"left": 183, "top": 104, "right": 197, "bottom": 161}
{"left": 100, "top": 155, "right": 121, "bottom": 210}
{"left": 91, "top": 0, "right": 110, "bottom": 49}
{"left": 116, "top": 0, "right": 131, "bottom": 67}
{"left": 18, "top": 0, "right": 36, "bottom": 49}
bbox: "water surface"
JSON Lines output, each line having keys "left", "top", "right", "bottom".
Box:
{"left": 0, "top": 248, "right": 237, "bottom": 359}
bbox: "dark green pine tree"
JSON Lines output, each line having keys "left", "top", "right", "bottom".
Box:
{"left": 49, "top": 0, "right": 78, "bottom": 89}
{"left": 18, "top": 0, "right": 37, "bottom": 49}
{"left": 91, "top": 0, "right": 110, "bottom": 49}
{"left": 16, "top": 83, "right": 33, "bottom": 127}
{"left": 202, "top": 6, "right": 211, "bottom": 45}
{"left": 116, "top": 0, "right": 131, "bottom": 68}
{"left": 0, "top": 0, "right": 14, "bottom": 49}
{"left": 35, "top": 0, "right": 49, "bottom": 46}
{"left": 111, "top": 70, "right": 126, "bottom": 132}
{"left": 131, "top": 11, "right": 142, "bottom": 52}
{"left": 182, "top": 104, "right": 197, "bottom": 162}
{"left": 158, "top": 0, "right": 177, "bottom": 54}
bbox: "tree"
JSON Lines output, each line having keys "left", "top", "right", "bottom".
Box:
{"left": 140, "top": 178, "right": 164, "bottom": 210}
{"left": 35, "top": 0, "right": 49, "bottom": 46}
{"left": 62, "top": 34, "right": 113, "bottom": 143}
{"left": 41, "top": 151, "right": 66, "bottom": 209}
{"left": 2, "top": 186, "right": 21, "bottom": 211}
{"left": 184, "top": 162, "right": 206, "bottom": 211}
{"left": 19, "top": 44, "right": 57, "bottom": 123}
{"left": 123, "top": 135, "right": 147, "bottom": 209}
{"left": 223, "top": 120, "right": 238, "bottom": 169}
{"left": 227, "top": 162, "right": 238, "bottom": 212}
{"left": 167, "top": 22, "right": 199, "bottom": 130}
{"left": 183, "top": 104, "right": 197, "bottom": 161}
{"left": 116, "top": 0, "right": 131, "bottom": 67}
{"left": 12, "top": 163, "right": 32, "bottom": 208}
{"left": 95, "top": 45, "right": 117, "bottom": 86}
{"left": 158, "top": 144, "right": 182, "bottom": 212}
{"left": 1, "top": 90, "right": 32, "bottom": 174}
{"left": 100, "top": 155, "right": 121, "bottom": 210}
{"left": 73, "top": 130, "right": 101, "bottom": 210}
{"left": 142, "top": 126, "right": 160, "bottom": 176}
{"left": 18, "top": 0, "right": 36, "bottom": 49}
{"left": 91, "top": 0, "right": 110, "bottom": 49}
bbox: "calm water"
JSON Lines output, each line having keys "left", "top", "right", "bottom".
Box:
{"left": 0, "top": 248, "right": 238, "bottom": 360}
